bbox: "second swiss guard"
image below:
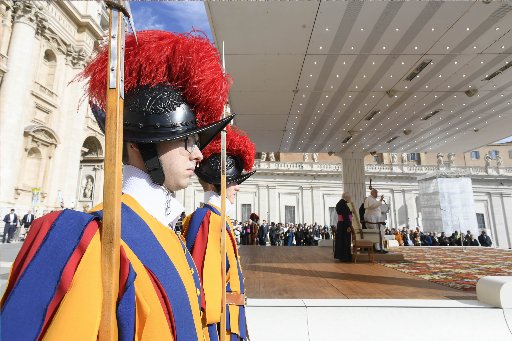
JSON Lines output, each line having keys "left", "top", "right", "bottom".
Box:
{"left": 182, "top": 125, "right": 256, "bottom": 340}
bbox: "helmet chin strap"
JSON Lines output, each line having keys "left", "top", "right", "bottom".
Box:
{"left": 137, "top": 143, "right": 166, "bottom": 187}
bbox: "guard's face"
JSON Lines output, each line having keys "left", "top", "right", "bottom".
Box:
{"left": 226, "top": 182, "right": 240, "bottom": 204}
{"left": 157, "top": 137, "right": 203, "bottom": 192}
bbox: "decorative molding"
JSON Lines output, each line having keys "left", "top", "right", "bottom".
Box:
{"left": 253, "top": 161, "right": 512, "bottom": 178}
{"left": 32, "top": 81, "right": 58, "bottom": 108}
{"left": 0, "top": 0, "right": 14, "bottom": 21}
{"left": 24, "top": 124, "right": 60, "bottom": 146}
{"left": 65, "top": 44, "right": 86, "bottom": 68}
{"left": 41, "top": 27, "right": 68, "bottom": 54}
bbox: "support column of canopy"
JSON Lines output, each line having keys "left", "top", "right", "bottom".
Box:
{"left": 340, "top": 152, "right": 366, "bottom": 215}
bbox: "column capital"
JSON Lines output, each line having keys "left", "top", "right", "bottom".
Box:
{"left": 12, "top": 1, "right": 40, "bottom": 28}
{"left": 65, "top": 45, "right": 87, "bottom": 68}
{"left": 0, "top": 0, "right": 14, "bottom": 20}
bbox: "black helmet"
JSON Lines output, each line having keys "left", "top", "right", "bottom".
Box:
{"left": 91, "top": 84, "right": 234, "bottom": 149}
{"left": 194, "top": 125, "right": 256, "bottom": 186}
{"left": 195, "top": 154, "right": 255, "bottom": 185}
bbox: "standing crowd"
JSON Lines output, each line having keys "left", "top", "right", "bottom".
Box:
{"left": 229, "top": 217, "right": 333, "bottom": 246}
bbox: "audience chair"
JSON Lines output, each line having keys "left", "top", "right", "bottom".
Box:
{"left": 351, "top": 228, "right": 375, "bottom": 263}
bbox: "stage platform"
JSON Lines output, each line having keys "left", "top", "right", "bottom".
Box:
{"left": 239, "top": 245, "right": 476, "bottom": 300}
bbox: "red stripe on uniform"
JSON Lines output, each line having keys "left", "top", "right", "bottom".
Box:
{"left": 118, "top": 245, "right": 130, "bottom": 298}
{"left": 227, "top": 229, "right": 238, "bottom": 258}
{"left": 190, "top": 210, "right": 211, "bottom": 311}
{"left": 38, "top": 220, "right": 99, "bottom": 340}
{"left": 1, "top": 211, "right": 61, "bottom": 307}
{"left": 145, "top": 266, "right": 176, "bottom": 340}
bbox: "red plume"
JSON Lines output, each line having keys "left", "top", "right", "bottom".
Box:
{"left": 78, "top": 30, "right": 231, "bottom": 126}
{"left": 201, "top": 125, "right": 256, "bottom": 172}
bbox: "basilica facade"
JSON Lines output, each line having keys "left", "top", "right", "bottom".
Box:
{"left": 0, "top": 1, "right": 511, "bottom": 249}
{"left": 0, "top": 1, "right": 107, "bottom": 214}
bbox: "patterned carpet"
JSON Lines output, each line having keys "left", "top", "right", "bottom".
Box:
{"left": 381, "top": 247, "right": 512, "bottom": 291}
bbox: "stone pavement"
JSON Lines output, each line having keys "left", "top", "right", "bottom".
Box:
{"left": 0, "top": 242, "right": 22, "bottom": 293}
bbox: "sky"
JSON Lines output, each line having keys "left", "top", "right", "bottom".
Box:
{"left": 130, "top": 1, "right": 213, "bottom": 41}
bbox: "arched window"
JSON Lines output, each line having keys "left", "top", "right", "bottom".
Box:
{"left": 23, "top": 147, "right": 42, "bottom": 188}
{"left": 39, "top": 49, "right": 57, "bottom": 89}
{"left": 82, "top": 136, "right": 103, "bottom": 158}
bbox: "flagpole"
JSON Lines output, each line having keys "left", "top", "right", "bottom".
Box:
{"left": 100, "top": 1, "right": 133, "bottom": 339}
{"left": 219, "top": 40, "right": 228, "bottom": 341}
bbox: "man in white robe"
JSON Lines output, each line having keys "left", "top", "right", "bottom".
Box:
{"left": 364, "top": 189, "right": 387, "bottom": 253}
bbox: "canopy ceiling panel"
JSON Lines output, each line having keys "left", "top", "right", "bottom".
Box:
{"left": 230, "top": 90, "right": 293, "bottom": 119}
{"left": 206, "top": 1, "right": 512, "bottom": 153}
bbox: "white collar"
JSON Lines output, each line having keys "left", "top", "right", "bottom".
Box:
{"left": 122, "top": 165, "right": 184, "bottom": 228}
{"left": 203, "top": 191, "right": 235, "bottom": 217}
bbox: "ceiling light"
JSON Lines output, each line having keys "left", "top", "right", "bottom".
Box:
{"left": 405, "top": 59, "right": 432, "bottom": 81}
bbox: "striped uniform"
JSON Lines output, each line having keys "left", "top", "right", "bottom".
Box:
{"left": 182, "top": 203, "right": 248, "bottom": 341}
{"left": 1, "top": 194, "right": 203, "bottom": 341}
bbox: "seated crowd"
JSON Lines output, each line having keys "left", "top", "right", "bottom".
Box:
{"left": 383, "top": 226, "right": 493, "bottom": 247}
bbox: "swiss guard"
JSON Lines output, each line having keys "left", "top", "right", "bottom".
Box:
{"left": 182, "top": 125, "right": 256, "bottom": 340}
{"left": 0, "top": 30, "right": 234, "bottom": 340}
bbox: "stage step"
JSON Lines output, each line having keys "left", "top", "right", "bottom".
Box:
{"left": 246, "top": 297, "right": 512, "bottom": 341}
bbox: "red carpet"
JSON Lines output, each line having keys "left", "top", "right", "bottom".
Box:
{"left": 381, "top": 247, "right": 512, "bottom": 291}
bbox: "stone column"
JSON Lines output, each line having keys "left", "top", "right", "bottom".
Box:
{"left": 402, "top": 189, "right": 409, "bottom": 226}
{"left": 340, "top": 152, "right": 366, "bottom": 211}
{"left": 0, "top": 1, "right": 41, "bottom": 206}
{"left": 268, "top": 185, "right": 278, "bottom": 223}
{"left": 490, "top": 193, "right": 510, "bottom": 249}
{"left": 302, "top": 186, "right": 312, "bottom": 224}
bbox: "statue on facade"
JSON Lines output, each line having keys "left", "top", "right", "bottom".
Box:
{"left": 448, "top": 153, "right": 455, "bottom": 164}
{"left": 312, "top": 153, "right": 318, "bottom": 162}
{"left": 401, "top": 153, "right": 408, "bottom": 164}
{"left": 260, "top": 152, "right": 267, "bottom": 161}
{"left": 484, "top": 154, "right": 492, "bottom": 171}
{"left": 82, "top": 177, "right": 94, "bottom": 200}
{"left": 269, "top": 152, "right": 276, "bottom": 162}
{"left": 436, "top": 153, "right": 444, "bottom": 167}
{"left": 303, "top": 153, "right": 309, "bottom": 162}
{"left": 496, "top": 155, "right": 503, "bottom": 168}
{"left": 390, "top": 153, "right": 397, "bottom": 164}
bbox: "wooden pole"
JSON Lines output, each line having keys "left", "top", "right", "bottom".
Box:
{"left": 99, "top": 2, "right": 126, "bottom": 339}
{"left": 219, "top": 41, "right": 227, "bottom": 341}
